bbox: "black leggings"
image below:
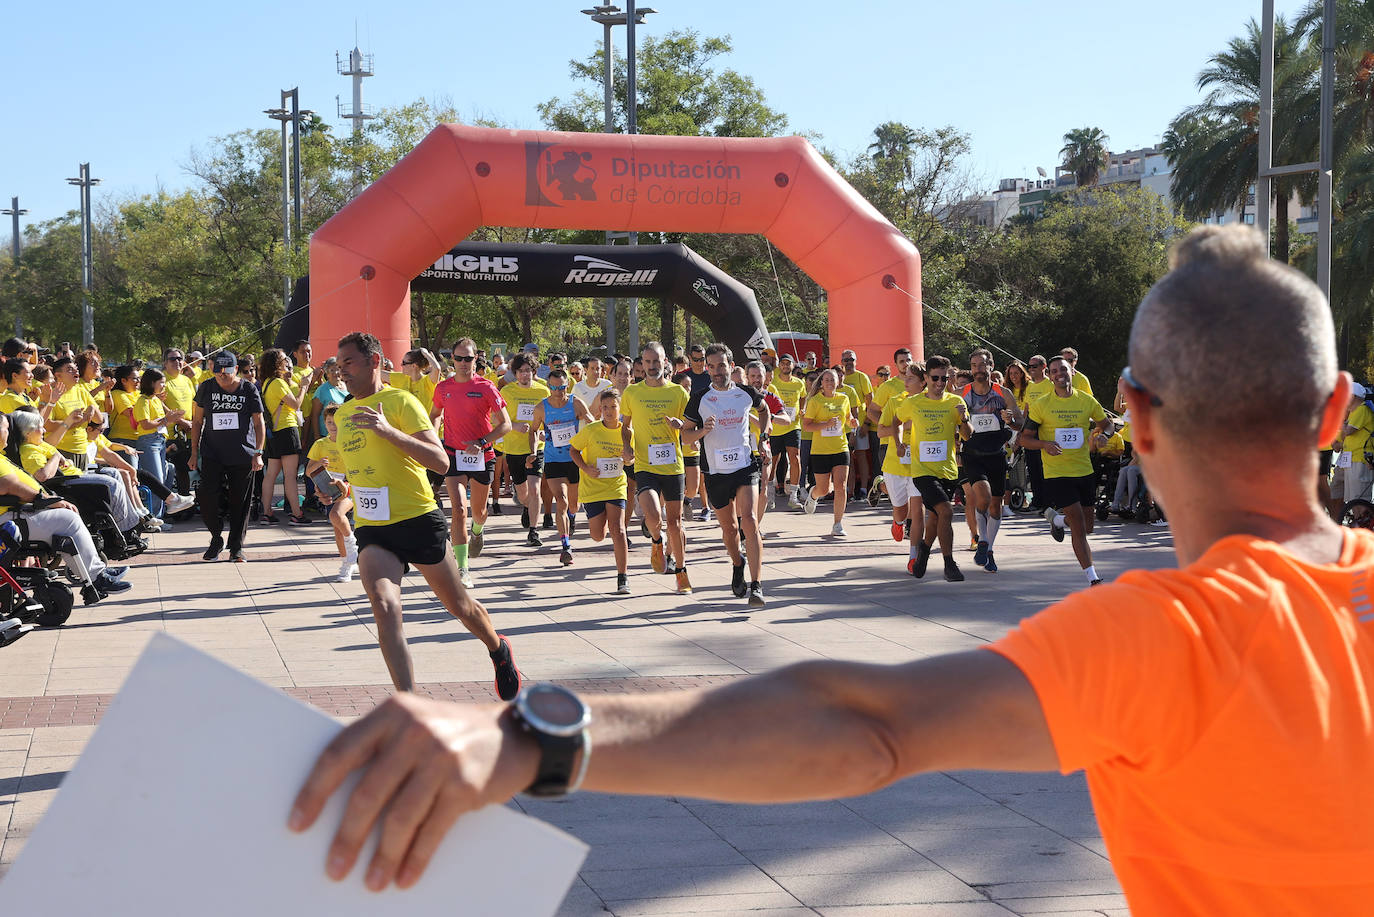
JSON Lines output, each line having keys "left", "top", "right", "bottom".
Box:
{"left": 198, "top": 459, "right": 254, "bottom": 552}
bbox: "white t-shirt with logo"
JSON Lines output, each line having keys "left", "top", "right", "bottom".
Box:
{"left": 685, "top": 383, "right": 766, "bottom": 475}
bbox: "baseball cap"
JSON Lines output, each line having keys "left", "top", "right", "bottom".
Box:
{"left": 212, "top": 351, "right": 237, "bottom": 371}
{"left": 187, "top": 351, "right": 205, "bottom": 364}
{"left": 1353, "top": 382, "right": 1368, "bottom": 398}
{"left": 522, "top": 342, "right": 539, "bottom": 352}
{"left": 762, "top": 348, "right": 776, "bottom": 357}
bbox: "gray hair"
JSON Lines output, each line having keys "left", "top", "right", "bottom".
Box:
{"left": 1131, "top": 224, "right": 1336, "bottom": 445}
{"left": 8, "top": 408, "right": 44, "bottom": 442}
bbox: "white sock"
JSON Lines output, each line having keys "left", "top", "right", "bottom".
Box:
{"left": 343, "top": 535, "right": 357, "bottom": 562}
{"left": 1052, "top": 512, "right": 1066, "bottom": 529}
{"left": 1084, "top": 565, "right": 1098, "bottom": 584}
{"left": 985, "top": 515, "right": 1001, "bottom": 547}
{"left": 909, "top": 542, "right": 919, "bottom": 559}
{"left": 976, "top": 510, "right": 989, "bottom": 540}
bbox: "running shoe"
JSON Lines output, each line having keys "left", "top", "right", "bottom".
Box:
{"left": 526, "top": 529, "right": 542, "bottom": 547}
{"left": 490, "top": 635, "right": 522, "bottom": 701}
{"left": 832, "top": 522, "right": 847, "bottom": 537}
{"left": 803, "top": 492, "right": 818, "bottom": 514}
{"left": 164, "top": 492, "right": 195, "bottom": 514}
{"left": 614, "top": 573, "right": 631, "bottom": 595}
{"left": 787, "top": 491, "right": 802, "bottom": 510}
{"left": 470, "top": 528, "right": 484, "bottom": 557}
{"left": 93, "top": 573, "right": 131, "bottom": 594}
{"left": 675, "top": 568, "right": 692, "bottom": 594}
{"left": 974, "top": 540, "right": 989, "bottom": 567}
{"left": 229, "top": 550, "right": 246, "bottom": 563}
{"left": 944, "top": 557, "right": 965, "bottom": 582}
{"left": 560, "top": 548, "right": 573, "bottom": 566}
{"left": 459, "top": 568, "right": 474, "bottom": 588}
{"left": 968, "top": 536, "right": 978, "bottom": 551}
{"left": 490, "top": 500, "right": 503, "bottom": 516}
{"left": 287, "top": 513, "right": 314, "bottom": 526}
{"left": 983, "top": 551, "right": 998, "bottom": 573}
{"left": 1090, "top": 578, "right": 1105, "bottom": 586}
{"left": 335, "top": 559, "right": 357, "bottom": 583}
{"left": 543, "top": 513, "right": 555, "bottom": 530}
{"left": 696, "top": 504, "right": 710, "bottom": 522}
{"left": 867, "top": 481, "right": 883, "bottom": 507}
{"left": 650, "top": 539, "right": 665, "bottom": 574}
{"left": 258, "top": 513, "right": 279, "bottom": 525}
{"left": 912, "top": 542, "right": 932, "bottom": 579}
{"left": 521, "top": 507, "right": 530, "bottom": 529}
{"left": 1043, "top": 507, "right": 1066, "bottom": 542}
{"left": 202, "top": 535, "right": 223, "bottom": 561}
{"left": 890, "top": 522, "right": 904, "bottom": 542}
{"left": 731, "top": 561, "right": 747, "bottom": 598}
{"left": 747, "top": 582, "right": 764, "bottom": 607}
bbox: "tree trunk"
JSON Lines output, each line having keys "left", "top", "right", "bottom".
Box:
{"left": 1275, "top": 194, "right": 1290, "bottom": 264}
{"left": 660, "top": 300, "right": 675, "bottom": 355}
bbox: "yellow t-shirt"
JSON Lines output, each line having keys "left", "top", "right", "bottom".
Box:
{"left": 1345, "top": 404, "right": 1374, "bottom": 458}
{"left": 879, "top": 393, "right": 915, "bottom": 477}
{"left": 52, "top": 383, "right": 97, "bottom": 453}
{"left": 1025, "top": 377, "right": 1055, "bottom": 405}
{"left": 871, "top": 375, "right": 907, "bottom": 415}
{"left": 843, "top": 371, "right": 873, "bottom": 428}
{"left": 306, "top": 436, "right": 344, "bottom": 470}
{"left": 109, "top": 389, "right": 139, "bottom": 441}
{"left": 770, "top": 376, "right": 806, "bottom": 435}
{"left": 389, "top": 372, "right": 437, "bottom": 411}
{"left": 163, "top": 372, "right": 197, "bottom": 438}
{"left": 263, "top": 377, "right": 300, "bottom": 432}
{"left": 499, "top": 380, "right": 552, "bottom": 455}
{"left": 804, "top": 392, "right": 852, "bottom": 456}
{"left": 133, "top": 394, "right": 166, "bottom": 436}
{"left": 0, "top": 455, "right": 42, "bottom": 514}
{"left": 1072, "top": 372, "right": 1094, "bottom": 397}
{"left": 901, "top": 390, "right": 966, "bottom": 480}
{"left": 1028, "top": 389, "right": 1107, "bottom": 479}
{"left": 20, "top": 441, "right": 78, "bottom": 479}
{"left": 0, "top": 391, "right": 34, "bottom": 414}
{"left": 195, "top": 368, "right": 215, "bottom": 388}
{"left": 570, "top": 420, "right": 628, "bottom": 503}
{"left": 619, "top": 381, "right": 690, "bottom": 475}
{"left": 334, "top": 387, "right": 436, "bottom": 527}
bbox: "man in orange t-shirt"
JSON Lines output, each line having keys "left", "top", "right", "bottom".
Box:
{"left": 291, "top": 224, "right": 1374, "bottom": 914}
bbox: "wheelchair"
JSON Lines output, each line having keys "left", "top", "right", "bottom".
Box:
{"left": 0, "top": 515, "right": 87, "bottom": 646}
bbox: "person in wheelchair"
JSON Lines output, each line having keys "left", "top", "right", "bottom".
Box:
{"left": 8, "top": 409, "right": 149, "bottom": 559}
{"left": 0, "top": 412, "right": 129, "bottom": 599}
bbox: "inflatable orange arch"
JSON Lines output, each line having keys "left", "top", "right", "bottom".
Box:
{"left": 309, "top": 125, "right": 922, "bottom": 370}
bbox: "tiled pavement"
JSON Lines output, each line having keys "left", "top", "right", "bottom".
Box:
{"left": 0, "top": 493, "right": 1173, "bottom": 914}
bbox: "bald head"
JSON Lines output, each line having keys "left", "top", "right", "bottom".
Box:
{"left": 1130, "top": 225, "right": 1336, "bottom": 445}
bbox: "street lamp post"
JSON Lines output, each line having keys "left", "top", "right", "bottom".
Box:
{"left": 266, "top": 90, "right": 314, "bottom": 313}
{"left": 1, "top": 197, "right": 28, "bottom": 337}
{"left": 580, "top": 3, "right": 657, "bottom": 355}
{"left": 65, "top": 165, "right": 101, "bottom": 348}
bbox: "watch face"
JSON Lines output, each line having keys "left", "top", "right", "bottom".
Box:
{"left": 521, "top": 684, "right": 590, "bottom": 736}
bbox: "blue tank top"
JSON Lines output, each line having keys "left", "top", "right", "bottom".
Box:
{"left": 541, "top": 397, "right": 578, "bottom": 462}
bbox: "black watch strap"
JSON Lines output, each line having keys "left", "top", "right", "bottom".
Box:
{"left": 511, "top": 707, "right": 584, "bottom": 797}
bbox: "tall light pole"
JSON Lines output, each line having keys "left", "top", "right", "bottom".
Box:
{"left": 65, "top": 164, "right": 100, "bottom": 348}
{"left": 581, "top": 3, "right": 656, "bottom": 354}
{"left": 1, "top": 197, "right": 28, "bottom": 337}
{"left": 1258, "top": 0, "right": 1333, "bottom": 301}
{"left": 266, "top": 90, "right": 314, "bottom": 313}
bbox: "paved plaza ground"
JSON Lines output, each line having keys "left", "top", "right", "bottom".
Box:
{"left": 0, "top": 493, "right": 1175, "bottom": 915}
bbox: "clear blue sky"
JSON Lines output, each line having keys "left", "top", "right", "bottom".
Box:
{"left": 6, "top": 0, "right": 1299, "bottom": 239}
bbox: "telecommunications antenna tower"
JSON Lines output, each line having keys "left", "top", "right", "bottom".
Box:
{"left": 336, "top": 43, "right": 376, "bottom": 137}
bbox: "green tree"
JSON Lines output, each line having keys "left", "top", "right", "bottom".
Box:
{"left": 1161, "top": 16, "right": 1317, "bottom": 262}
{"left": 1060, "top": 127, "right": 1111, "bottom": 188}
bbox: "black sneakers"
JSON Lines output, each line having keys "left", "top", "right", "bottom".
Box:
{"left": 203, "top": 535, "right": 223, "bottom": 561}
{"left": 526, "top": 529, "right": 542, "bottom": 547}
{"left": 521, "top": 507, "right": 530, "bottom": 529}
{"left": 489, "top": 635, "right": 522, "bottom": 701}
{"left": 747, "top": 581, "right": 764, "bottom": 606}
{"left": 943, "top": 557, "right": 965, "bottom": 582}
{"left": 912, "top": 542, "right": 932, "bottom": 578}
{"left": 731, "top": 561, "right": 747, "bottom": 598}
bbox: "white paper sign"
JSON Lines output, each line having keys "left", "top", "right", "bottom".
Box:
{"left": 0, "top": 634, "right": 587, "bottom": 917}
{"left": 1338, "top": 451, "right": 1353, "bottom": 469}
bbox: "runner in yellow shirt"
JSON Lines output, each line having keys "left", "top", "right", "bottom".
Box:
{"left": 499, "top": 355, "right": 552, "bottom": 547}
{"left": 305, "top": 403, "right": 357, "bottom": 583}
{"left": 840, "top": 350, "right": 875, "bottom": 500}
{"left": 800, "top": 369, "right": 854, "bottom": 535}
{"left": 1022, "top": 355, "right": 1112, "bottom": 586}
{"left": 898, "top": 355, "right": 972, "bottom": 582}
{"left": 333, "top": 331, "right": 521, "bottom": 700}
{"left": 571, "top": 389, "right": 631, "bottom": 595}
{"left": 768, "top": 354, "right": 807, "bottom": 508}
{"left": 46, "top": 356, "right": 101, "bottom": 468}
{"left": 875, "top": 365, "right": 927, "bottom": 548}
{"left": 619, "top": 342, "right": 692, "bottom": 592}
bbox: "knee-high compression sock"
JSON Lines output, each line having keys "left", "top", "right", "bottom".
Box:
{"left": 453, "top": 543, "right": 469, "bottom": 568}
{"left": 985, "top": 514, "right": 1001, "bottom": 547}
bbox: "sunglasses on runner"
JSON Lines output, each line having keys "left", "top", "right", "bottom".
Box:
{"left": 928, "top": 375, "right": 947, "bottom": 382}
{"left": 452, "top": 355, "right": 475, "bottom": 363}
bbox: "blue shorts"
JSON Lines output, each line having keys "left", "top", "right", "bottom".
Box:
{"left": 583, "top": 499, "right": 627, "bottom": 519}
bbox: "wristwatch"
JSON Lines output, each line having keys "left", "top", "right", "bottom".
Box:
{"left": 509, "top": 683, "right": 591, "bottom": 797}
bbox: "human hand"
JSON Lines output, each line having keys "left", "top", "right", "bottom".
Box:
{"left": 348, "top": 406, "right": 392, "bottom": 436}
{"left": 251, "top": 454, "right": 264, "bottom": 472}
{"left": 1044, "top": 443, "right": 1063, "bottom": 457}
{"left": 288, "top": 693, "right": 537, "bottom": 890}
{"left": 666, "top": 417, "right": 683, "bottom": 431}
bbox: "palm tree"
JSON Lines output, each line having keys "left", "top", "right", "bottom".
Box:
{"left": 1060, "top": 127, "right": 1110, "bottom": 187}
{"left": 868, "top": 122, "right": 918, "bottom": 175}
{"left": 1162, "top": 16, "right": 1318, "bottom": 263}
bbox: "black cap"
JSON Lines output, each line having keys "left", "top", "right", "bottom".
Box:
{"left": 212, "top": 351, "right": 237, "bottom": 371}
